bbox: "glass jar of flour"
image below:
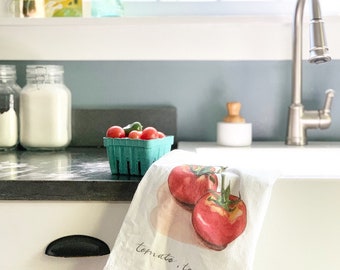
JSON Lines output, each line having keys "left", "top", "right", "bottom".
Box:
{"left": 0, "top": 65, "right": 21, "bottom": 151}
{"left": 20, "top": 65, "right": 71, "bottom": 150}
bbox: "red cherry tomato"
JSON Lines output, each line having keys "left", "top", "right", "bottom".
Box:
{"left": 140, "top": 127, "right": 159, "bottom": 140}
{"left": 157, "top": 131, "right": 166, "bottom": 138}
{"left": 106, "top": 126, "right": 125, "bottom": 138}
{"left": 128, "top": 130, "right": 142, "bottom": 139}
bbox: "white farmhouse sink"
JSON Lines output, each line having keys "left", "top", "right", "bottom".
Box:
{"left": 178, "top": 141, "right": 340, "bottom": 178}
{"left": 178, "top": 141, "right": 340, "bottom": 270}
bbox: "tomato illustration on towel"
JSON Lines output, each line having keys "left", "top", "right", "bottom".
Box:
{"left": 192, "top": 177, "right": 247, "bottom": 251}
{"left": 168, "top": 165, "right": 219, "bottom": 209}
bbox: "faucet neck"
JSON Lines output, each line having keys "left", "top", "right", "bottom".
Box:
{"left": 292, "top": 0, "right": 307, "bottom": 105}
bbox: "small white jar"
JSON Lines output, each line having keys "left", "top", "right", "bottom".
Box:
{"left": 0, "top": 65, "right": 21, "bottom": 151}
{"left": 217, "top": 122, "right": 252, "bottom": 147}
{"left": 20, "top": 65, "right": 71, "bottom": 150}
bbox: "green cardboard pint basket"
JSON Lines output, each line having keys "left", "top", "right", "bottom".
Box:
{"left": 103, "top": 136, "right": 174, "bottom": 176}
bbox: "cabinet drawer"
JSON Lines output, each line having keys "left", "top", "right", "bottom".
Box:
{"left": 0, "top": 201, "right": 129, "bottom": 270}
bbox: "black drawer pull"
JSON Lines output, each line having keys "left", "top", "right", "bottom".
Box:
{"left": 45, "top": 235, "right": 110, "bottom": 257}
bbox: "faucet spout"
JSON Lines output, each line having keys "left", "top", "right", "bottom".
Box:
{"left": 285, "top": 0, "right": 335, "bottom": 146}
{"left": 309, "top": 0, "right": 331, "bottom": 64}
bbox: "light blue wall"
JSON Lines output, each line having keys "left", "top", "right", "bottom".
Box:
{"left": 3, "top": 60, "right": 340, "bottom": 142}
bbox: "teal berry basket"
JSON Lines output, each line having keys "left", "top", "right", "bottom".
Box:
{"left": 103, "top": 136, "right": 174, "bottom": 176}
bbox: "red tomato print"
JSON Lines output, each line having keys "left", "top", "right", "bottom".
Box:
{"left": 192, "top": 179, "right": 247, "bottom": 250}
{"left": 168, "top": 165, "right": 219, "bottom": 209}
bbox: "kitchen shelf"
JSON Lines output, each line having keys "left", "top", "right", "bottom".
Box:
{"left": 1, "top": 16, "right": 340, "bottom": 61}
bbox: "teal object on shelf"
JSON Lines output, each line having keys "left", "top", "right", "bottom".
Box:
{"left": 91, "top": 0, "right": 124, "bottom": 17}
{"left": 103, "top": 136, "right": 174, "bottom": 176}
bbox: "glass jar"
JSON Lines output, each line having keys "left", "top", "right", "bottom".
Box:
{"left": 20, "top": 65, "right": 71, "bottom": 150}
{"left": 0, "top": 65, "right": 21, "bottom": 151}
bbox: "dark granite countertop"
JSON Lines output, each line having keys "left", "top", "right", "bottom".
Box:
{"left": 0, "top": 148, "right": 140, "bottom": 201}
{"left": 0, "top": 106, "right": 177, "bottom": 201}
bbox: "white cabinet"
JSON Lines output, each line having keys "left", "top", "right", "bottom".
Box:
{"left": 0, "top": 201, "right": 130, "bottom": 270}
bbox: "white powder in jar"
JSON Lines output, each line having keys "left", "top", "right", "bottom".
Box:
{"left": 20, "top": 84, "right": 71, "bottom": 149}
{"left": 0, "top": 108, "right": 18, "bottom": 148}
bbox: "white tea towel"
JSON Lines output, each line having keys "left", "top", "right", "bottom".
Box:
{"left": 104, "top": 150, "right": 278, "bottom": 270}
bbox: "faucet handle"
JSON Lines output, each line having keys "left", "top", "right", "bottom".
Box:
{"left": 323, "top": 89, "right": 335, "bottom": 114}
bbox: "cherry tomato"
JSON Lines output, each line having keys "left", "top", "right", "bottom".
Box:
{"left": 106, "top": 126, "right": 125, "bottom": 138}
{"left": 157, "top": 131, "right": 166, "bottom": 138}
{"left": 140, "top": 127, "right": 159, "bottom": 140}
{"left": 128, "top": 130, "right": 142, "bottom": 139}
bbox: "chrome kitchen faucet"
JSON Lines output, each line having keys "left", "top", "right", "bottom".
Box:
{"left": 286, "top": 0, "right": 335, "bottom": 146}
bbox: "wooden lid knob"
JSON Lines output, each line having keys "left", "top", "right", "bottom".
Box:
{"left": 223, "top": 102, "right": 246, "bottom": 123}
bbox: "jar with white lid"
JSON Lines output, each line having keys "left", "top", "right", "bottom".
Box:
{"left": 0, "top": 65, "right": 21, "bottom": 151}
{"left": 20, "top": 65, "right": 71, "bottom": 150}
